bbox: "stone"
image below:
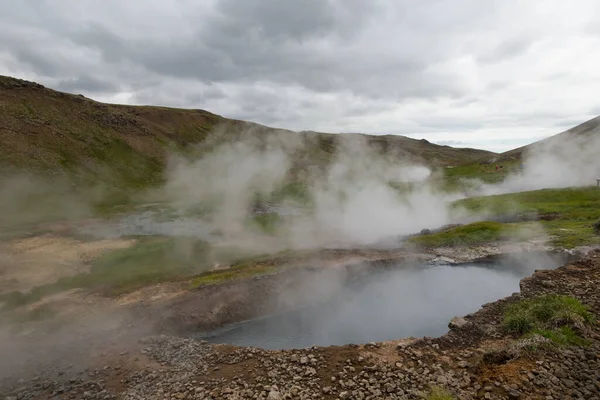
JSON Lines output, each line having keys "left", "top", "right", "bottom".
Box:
{"left": 449, "top": 317, "right": 471, "bottom": 330}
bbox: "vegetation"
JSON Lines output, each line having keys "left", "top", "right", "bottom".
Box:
{"left": 0, "top": 75, "right": 493, "bottom": 201}
{"left": 424, "top": 386, "right": 456, "bottom": 400}
{"left": 453, "top": 187, "right": 600, "bottom": 248}
{"left": 438, "top": 158, "right": 521, "bottom": 191}
{"left": 189, "top": 265, "right": 279, "bottom": 288}
{"left": 503, "top": 295, "right": 595, "bottom": 346}
{"left": 409, "top": 221, "right": 518, "bottom": 248}
{"left": 0, "top": 237, "right": 270, "bottom": 310}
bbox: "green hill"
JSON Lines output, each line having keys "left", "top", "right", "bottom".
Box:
{"left": 0, "top": 75, "right": 496, "bottom": 190}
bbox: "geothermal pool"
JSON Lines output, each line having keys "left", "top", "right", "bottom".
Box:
{"left": 198, "top": 257, "right": 566, "bottom": 350}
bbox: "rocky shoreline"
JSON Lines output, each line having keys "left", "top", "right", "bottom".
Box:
{"left": 2, "top": 249, "right": 600, "bottom": 399}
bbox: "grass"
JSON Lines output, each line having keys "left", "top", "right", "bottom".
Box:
{"left": 437, "top": 158, "right": 521, "bottom": 192}
{"left": 409, "top": 221, "right": 518, "bottom": 248}
{"left": 451, "top": 187, "right": 600, "bottom": 248}
{"left": 0, "top": 237, "right": 271, "bottom": 310}
{"left": 503, "top": 295, "right": 595, "bottom": 346}
{"left": 189, "top": 265, "right": 278, "bottom": 288}
{"left": 424, "top": 386, "right": 456, "bottom": 400}
{"left": 248, "top": 213, "right": 281, "bottom": 235}
{"left": 454, "top": 187, "right": 600, "bottom": 217}
{"left": 532, "top": 326, "right": 591, "bottom": 346}
{"left": 0, "top": 74, "right": 493, "bottom": 215}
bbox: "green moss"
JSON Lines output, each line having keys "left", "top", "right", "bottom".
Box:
{"left": 451, "top": 187, "right": 600, "bottom": 248}
{"left": 437, "top": 158, "right": 520, "bottom": 192}
{"left": 189, "top": 265, "right": 278, "bottom": 288}
{"left": 503, "top": 295, "right": 595, "bottom": 346}
{"left": 1, "top": 237, "right": 212, "bottom": 309}
{"left": 409, "top": 221, "right": 515, "bottom": 248}
{"left": 532, "top": 326, "right": 591, "bottom": 347}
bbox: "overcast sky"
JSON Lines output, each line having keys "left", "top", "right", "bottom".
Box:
{"left": 1, "top": 0, "right": 600, "bottom": 152}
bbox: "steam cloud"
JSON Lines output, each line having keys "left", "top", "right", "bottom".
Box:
{"left": 153, "top": 126, "right": 456, "bottom": 251}
{"left": 471, "top": 125, "right": 600, "bottom": 196}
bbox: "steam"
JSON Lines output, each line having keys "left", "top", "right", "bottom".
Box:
{"left": 1, "top": 118, "right": 593, "bottom": 386}
{"left": 0, "top": 173, "right": 93, "bottom": 231}
{"left": 469, "top": 125, "right": 600, "bottom": 196}
{"left": 205, "top": 251, "right": 570, "bottom": 349}
{"left": 153, "top": 125, "right": 454, "bottom": 250}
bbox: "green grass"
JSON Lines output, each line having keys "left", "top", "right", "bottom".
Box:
{"left": 454, "top": 187, "right": 600, "bottom": 217}
{"left": 437, "top": 158, "right": 521, "bottom": 192}
{"left": 532, "top": 326, "right": 591, "bottom": 347}
{"left": 424, "top": 386, "right": 456, "bottom": 400}
{"left": 188, "top": 249, "right": 302, "bottom": 288}
{"left": 451, "top": 187, "right": 600, "bottom": 248}
{"left": 189, "top": 265, "right": 278, "bottom": 288}
{"left": 503, "top": 295, "right": 595, "bottom": 346}
{"left": 248, "top": 213, "right": 281, "bottom": 235}
{"left": 0, "top": 237, "right": 288, "bottom": 311}
{"left": 409, "top": 221, "right": 518, "bottom": 248}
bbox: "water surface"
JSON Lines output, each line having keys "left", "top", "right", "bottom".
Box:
{"left": 199, "top": 260, "right": 560, "bottom": 349}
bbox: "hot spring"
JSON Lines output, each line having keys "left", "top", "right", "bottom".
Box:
{"left": 196, "top": 252, "right": 570, "bottom": 350}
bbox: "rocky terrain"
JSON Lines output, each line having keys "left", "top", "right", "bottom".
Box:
{"left": 2, "top": 249, "right": 599, "bottom": 400}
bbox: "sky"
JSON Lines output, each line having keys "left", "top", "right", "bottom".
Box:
{"left": 1, "top": 0, "right": 600, "bottom": 152}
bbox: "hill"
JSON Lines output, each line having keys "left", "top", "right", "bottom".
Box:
{"left": 0, "top": 75, "right": 495, "bottom": 190}
{"left": 501, "top": 115, "right": 600, "bottom": 159}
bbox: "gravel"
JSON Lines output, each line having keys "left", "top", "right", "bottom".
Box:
{"left": 2, "top": 251, "right": 600, "bottom": 400}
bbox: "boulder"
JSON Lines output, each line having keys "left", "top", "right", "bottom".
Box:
{"left": 448, "top": 316, "right": 472, "bottom": 330}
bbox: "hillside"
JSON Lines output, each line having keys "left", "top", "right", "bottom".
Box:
{"left": 501, "top": 115, "right": 600, "bottom": 159}
{"left": 0, "top": 75, "right": 495, "bottom": 189}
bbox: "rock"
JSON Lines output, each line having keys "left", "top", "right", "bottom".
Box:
{"left": 554, "top": 369, "right": 568, "bottom": 379}
{"left": 563, "top": 379, "right": 575, "bottom": 389}
{"left": 448, "top": 317, "right": 471, "bottom": 330}
{"left": 267, "top": 389, "right": 282, "bottom": 400}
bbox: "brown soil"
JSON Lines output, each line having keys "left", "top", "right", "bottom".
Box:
{"left": 0, "top": 235, "right": 136, "bottom": 294}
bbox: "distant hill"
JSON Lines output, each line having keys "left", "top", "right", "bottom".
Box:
{"left": 501, "top": 115, "right": 600, "bottom": 159}
{"left": 0, "top": 75, "right": 496, "bottom": 189}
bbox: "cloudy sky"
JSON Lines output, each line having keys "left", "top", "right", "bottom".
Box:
{"left": 1, "top": 0, "right": 600, "bottom": 152}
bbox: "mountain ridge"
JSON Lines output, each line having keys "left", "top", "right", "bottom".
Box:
{"left": 0, "top": 74, "right": 496, "bottom": 186}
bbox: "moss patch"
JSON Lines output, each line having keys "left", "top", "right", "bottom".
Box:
{"left": 409, "top": 221, "right": 519, "bottom": 248}
{"left": 189, "top": 265, "right": 278, "bottom": 288}
{"left": 451, "top": 187, "right": 600, "bottom": 248}
{"left": 503, "top": 295, "right": 594, "bottom": 346}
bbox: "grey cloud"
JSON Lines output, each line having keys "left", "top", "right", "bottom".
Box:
{"left": 1, "top": 0, "right": 600, "bottom": 152}
{"left": 11, "top": 47, "right": 61, "bottom": 76}
{"left": 214, "top": 0, "right": 337, "bottom": 41}
{"left": 478, "top": 38, "right": 534, "bottom": 63}
{"left": 56, "top": 75, "right": 118, "bottom": 93}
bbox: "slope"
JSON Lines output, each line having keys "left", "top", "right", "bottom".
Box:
{"left": 501, "top": 115, "right": 600, "bottom": 159}
{"left": 0, "top": 75, "right": 496, "bottom": 189}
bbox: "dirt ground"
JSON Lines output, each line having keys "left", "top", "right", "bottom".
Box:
{"left": 0, "top": 234, "right": 136, "bottom": 294}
